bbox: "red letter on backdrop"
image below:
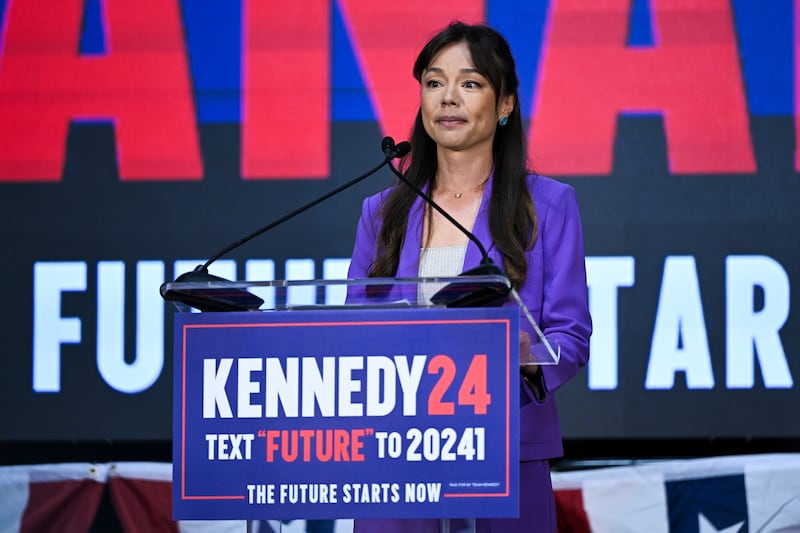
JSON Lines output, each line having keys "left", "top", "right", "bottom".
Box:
{"left": 531, "top": 0, "right": 755, "bottom": 175}
{"left": 337, "top": 0, "right": 484, "bottom": 143}
{"left": 0, "top": 0, "right": 202, "bottom": 182}
{"left": 241, "top": 1, "right": 329, "bottom": 179}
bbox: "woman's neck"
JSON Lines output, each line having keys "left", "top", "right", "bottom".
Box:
{"left": 434, "top": 149, "right": 494, "bottom": 191}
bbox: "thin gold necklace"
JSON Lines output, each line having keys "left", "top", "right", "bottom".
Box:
{"left": 440, "top": 175, "right": 490, "bottom": 199}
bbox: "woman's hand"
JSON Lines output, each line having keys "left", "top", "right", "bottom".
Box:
{"left": 519, "top": 331, "right": 540, "bottom": 375}
{"left": 520, "top": 331, "right": 545, "bottom": 401}
{"left": 519, "top": 330, "right": 532, "bottom": 362}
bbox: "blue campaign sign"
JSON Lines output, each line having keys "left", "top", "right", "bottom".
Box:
{"left": 173, "top": 306, "right": 519, "bottom": 520}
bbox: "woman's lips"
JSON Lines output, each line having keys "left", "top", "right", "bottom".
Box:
{"left": 437, "top": 116, "right": 467, "bottom": 127}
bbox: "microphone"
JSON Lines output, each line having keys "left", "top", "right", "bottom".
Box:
{"left": 384, "top": 157, "right": 511, "bottom": 307}
{"left": 160, "top": 137, "right": 407, "bottom": 312}
{"left": 381, "top": 136, "right": 411, "bottom": 159}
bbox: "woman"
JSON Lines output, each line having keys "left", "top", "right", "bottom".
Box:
{"left": 347, "top": 21, "right": 592, "bottom": 532}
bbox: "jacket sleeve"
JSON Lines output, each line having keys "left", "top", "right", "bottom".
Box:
{"left": 535, "top": 184, "right": 592, "bottom": 392}
{"left": 346, "top": 195, "right": 384, "bottom": 304}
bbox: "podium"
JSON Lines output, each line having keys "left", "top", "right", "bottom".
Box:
{"left": 163, "top": 275, "right": 559, "bottom": 531}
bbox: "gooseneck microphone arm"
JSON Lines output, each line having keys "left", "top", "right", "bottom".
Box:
{"left": 198, "top": 138, "right": 406, "bottom": 273}
{"left": 161, "top": 137, "right": 409, "bottom": 312}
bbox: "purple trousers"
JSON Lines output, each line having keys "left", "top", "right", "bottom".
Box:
{"left": 353, "top": 461, "right": 556, "bottom": 533}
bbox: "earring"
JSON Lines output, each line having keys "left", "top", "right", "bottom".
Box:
{"left": 498, "top": 115, "right": 508, "bottom": 127}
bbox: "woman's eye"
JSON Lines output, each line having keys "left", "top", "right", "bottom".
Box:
{"left": 463, "top": 80, "right": 481, "bottom": 89}
{"left": 426, "top": 80, "right": 442, "bottom": 88}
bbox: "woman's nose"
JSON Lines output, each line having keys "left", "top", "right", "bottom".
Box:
{"left": 441, "top": 85, "right": 458, "bottom": 106}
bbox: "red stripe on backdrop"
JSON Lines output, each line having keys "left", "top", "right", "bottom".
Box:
{"left": 109, "top": 476, "right": 179, "bottom": 533}
{"left": 20, "top": 479, "right": 104, "bottom": 533}
{"left": 555, "top": 488, "right": 592, "bottom": 533}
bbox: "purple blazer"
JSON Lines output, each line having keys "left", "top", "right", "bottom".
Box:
{"left": 347, "top": 173, "right": 592, "bottom": 461}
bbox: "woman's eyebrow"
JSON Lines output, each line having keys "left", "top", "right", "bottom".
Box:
{"left": 424, "top": 67, "right": 482, "bottom": 75}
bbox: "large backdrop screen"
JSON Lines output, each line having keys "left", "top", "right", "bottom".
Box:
{"left": 0, "top": 0, "right": 797, "bottom": 441}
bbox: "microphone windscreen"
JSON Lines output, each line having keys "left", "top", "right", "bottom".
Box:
{"left": 395, "top": 142, "right": 411, "bottom": 157}
{"left": 381, "top": 136, "right": 396, "bottom": 156}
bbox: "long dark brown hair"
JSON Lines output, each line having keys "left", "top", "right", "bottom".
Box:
{"left": 368, "top": 21, "right": 537, "bottom": 289}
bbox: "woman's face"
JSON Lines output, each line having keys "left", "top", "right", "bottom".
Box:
{"left": 420, "top": 41, "right": 513, "bottom": 156}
